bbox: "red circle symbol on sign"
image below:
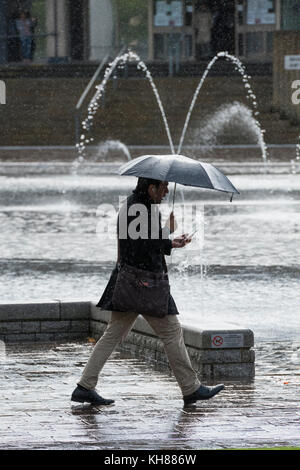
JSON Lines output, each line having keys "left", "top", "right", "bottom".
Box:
{"left": 213, "top": 335, "right": 223, "bottom": 347}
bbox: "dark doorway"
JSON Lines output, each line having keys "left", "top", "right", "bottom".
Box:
{"left": 69, "top": 0, "right": 85, "bottom": 61}
{"left": 6, "top": 0, "right": 33, "bottom": 62}
{"left": 209, "top": 0, "right": 235, "bottom": 55}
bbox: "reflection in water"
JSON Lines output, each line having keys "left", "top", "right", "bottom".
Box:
{"left": 69, "top": 377, "right": 258, "bottom": 447}
{"left": 1, "top": 342, "right": 298, "bottom": 450}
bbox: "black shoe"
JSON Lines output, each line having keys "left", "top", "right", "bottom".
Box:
{"left": 71, "top": 385, "right": 114, "bottom": 406}
{"left": 183, "top": 384, "right": 225, "bottom": 406}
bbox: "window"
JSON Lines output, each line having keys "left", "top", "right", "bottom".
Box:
{"left": 246, "top": 32, "right": 264, "bottom": 54}
{"left": 115, "top": 0, "right": 148, "bottom": 60}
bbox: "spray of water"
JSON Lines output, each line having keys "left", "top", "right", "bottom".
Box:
{"left": 177, "top": 51, "right": 268, "bottom": 164}
{"left": 290, "top": 135, "right": 300, "bottom": 174}
{"left": 76, "top": 50, "right": 175, "bottom": 164}
{"left": 296, "top": 138, "right": 300, "bottom": 161}
{"left": 191, "top": 101, "right": 266, "bottom": 150}
{"left": 76, "top": 50, "right": 268, "bottom": 167}
{"left": 92, "top": 140, "right": 131, "bottom": 162}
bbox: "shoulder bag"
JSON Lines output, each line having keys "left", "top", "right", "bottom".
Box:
{"left": 111, "top": 239, "right": 170, "bottom": 318}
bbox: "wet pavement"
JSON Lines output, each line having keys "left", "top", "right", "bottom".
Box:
{"left": 0, "top": 340, "right": 299, "bottom": 450}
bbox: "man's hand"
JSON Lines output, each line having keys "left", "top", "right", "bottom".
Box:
{"left": 172, "top": 234, "right": 191, "bottom": 248}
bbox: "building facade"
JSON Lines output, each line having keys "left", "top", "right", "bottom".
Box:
{"left": 0, "top": 0, "right": 117, "bottom": 64}
{"left": 0, "top": 0, "right": 299, "bottom": 65}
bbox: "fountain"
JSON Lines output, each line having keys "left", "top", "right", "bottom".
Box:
{"left": 0, "top": 50, "right": 299, "bottom": 344}
{"left": 75, "top": 51, "right": 175, "bottom": 162}
{"left": 93, "top": 140, "right": 131, "bottom": 162}
{"left": 177, "top": 52, "right": 268, "bottom": 164}
{"left": 75, "top": 50, "right": 268, "bottom": 168}
{"left": 188, "top": 101, "right": 266, "bottom": 152}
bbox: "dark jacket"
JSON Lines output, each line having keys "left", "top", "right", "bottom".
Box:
{"left": 96, "top": 190, "right": 179, "bottom": 314}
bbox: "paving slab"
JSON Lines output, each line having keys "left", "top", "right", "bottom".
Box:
{"left": 0, "top": 340, "right": 299, "bottom": 450}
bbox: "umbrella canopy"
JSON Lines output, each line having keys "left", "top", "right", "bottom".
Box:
{"left": 118, "top": 154, "right": 239, "bottom": 197}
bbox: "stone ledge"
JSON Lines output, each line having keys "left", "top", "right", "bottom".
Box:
{"left": 183, "top": 328, "right": 254, "bottom": 349}
{"left": 59, "top": 301, "right": 91, "bottom": 320}
{"left": 40, "top": 320, "right": 71, "bottom": 333}
{"left": 0, "top": 301, "right": 91, "bottom": 322}
{"left": 0, "top": 301, "right": 255, "bottom": 378}
{"left": 0, "top": 301, "right": 91, "bottom": 341}
{"left": 91, "top": 306, "right": 254, "bottom": 350}
{"left": 91, "top": 318, "right": 255, "bottom": 364}
{"left": 0, "top": 301, "right": 60, "bottom": 321}
{"left": 118, "top": 337, "right": 255, "bottom": 379}
{"left": 0, "top": 321, "right": 23, "bottom": 334}
{"left": 0, "top": 333, "right": 36, "bottom": 342}
{"left": 22, "top": 321, "right": 41, "bottom": 333}
{"left": 70, "top": 320, "right": 90, "bottom": 333}
{"left": 90, "top": 307, "right": 255, "bottom": 379}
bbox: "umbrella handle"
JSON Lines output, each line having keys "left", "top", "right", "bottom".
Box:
{"left": 172, "top": 182, "right": 177, "bottom": 211}
{"left": 170, "top": 182, "right": 177, "bottom": 269}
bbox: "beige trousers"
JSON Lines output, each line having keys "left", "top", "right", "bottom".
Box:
{"left": 79, "top": 311, "right": 201, "bottom": 397}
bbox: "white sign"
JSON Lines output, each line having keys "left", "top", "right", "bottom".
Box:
{"left": 285, "top": 55, "right": 300, "bottom": 70}
{"left": 171, "top": 1, "right": 183, "bottom": 26}
{"left": 154, "top": 1, "right": 168, "bottom": 26}
{"left": 211, "top": 333, "right": 244, "bottom": 348}
{"left": 154, "top": 0, "right": 183, "bottom": 27}
{"left": 0, "top": 80, "right": 5, "bottom": 104}
{"left": 247, "top": 0, "right": 275, "bottom": 25}
{"left": 291, "top": 80, "right": 300, "bottom": 105}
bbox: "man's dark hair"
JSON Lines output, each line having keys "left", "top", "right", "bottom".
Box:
{"left": 133, "top": 177, "right": 161, "bottom": 195}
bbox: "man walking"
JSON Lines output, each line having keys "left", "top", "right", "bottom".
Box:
{"left": 71, "top": 178, "right": 224, "bottom": 407}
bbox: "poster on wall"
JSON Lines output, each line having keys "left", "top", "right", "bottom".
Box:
{"left": 154, "top": 1, "right": 168, "bottom": 26}
{"left": 170, "top": 1, "right": 183, "bottom": 26}
{"left": 154, "top": 0, "right": 183, "bottom": 27}
{"left": 247, "top": 0, "right": 276, "bottom": 25}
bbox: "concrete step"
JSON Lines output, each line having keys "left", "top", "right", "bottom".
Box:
{"left": 0, "top": 60, "right": 272, "bottom": 79}
{"left": 0, "top": 75, "right": 299, "bottom": 147}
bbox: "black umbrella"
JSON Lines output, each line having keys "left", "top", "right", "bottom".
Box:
{"left": 118, "top": 154, "right": 239, "bottom": 204}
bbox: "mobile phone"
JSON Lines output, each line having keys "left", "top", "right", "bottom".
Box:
{"left": 181, "top": 228, "right": 198, "bottom": 242}
{"left": 188, "top": 228, "right": 198, "bottom": 238}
